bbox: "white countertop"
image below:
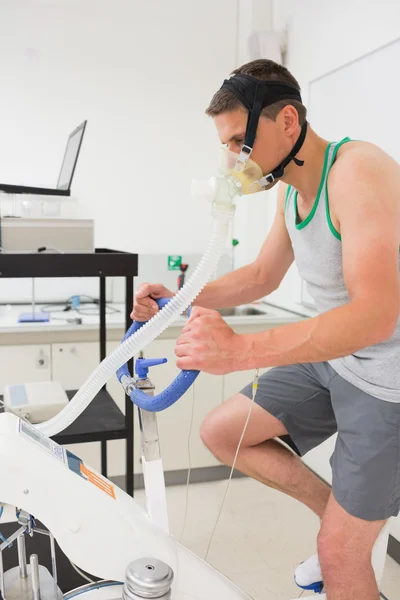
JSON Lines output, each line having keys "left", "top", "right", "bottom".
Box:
{"left": 0, "top": 301, "right": 306, "bottom": 336}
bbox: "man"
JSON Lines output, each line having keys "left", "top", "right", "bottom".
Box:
{"left": 132, "top": 59, "right": 400, "bottom": 600}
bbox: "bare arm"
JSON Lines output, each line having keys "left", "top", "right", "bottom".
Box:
{"left": 193, "top": 184, "right": 294, "bottom": 308}
{"left": 239, "top": 147, "right": 400, "bottom": 370}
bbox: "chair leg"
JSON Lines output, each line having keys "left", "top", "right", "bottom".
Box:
{"left": 101, "top": 441, "right": 107, "bottom": 478}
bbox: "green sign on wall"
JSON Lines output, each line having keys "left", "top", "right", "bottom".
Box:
{"left": 168, "top": 255, "right": 182, "bottom": 270}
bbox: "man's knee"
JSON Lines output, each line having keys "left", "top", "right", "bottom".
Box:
{"left": 200, "top": 392, "right": 287, "bottom": 459}
{"left": 200, "top": 394, "right": 255, "bottom": 460}
{"left": 200, "top": 406, "right": 231, "bottom": 457}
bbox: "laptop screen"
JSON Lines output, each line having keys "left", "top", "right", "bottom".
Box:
{"left": 56, "top": 121, "right": 87, "bottom": 191}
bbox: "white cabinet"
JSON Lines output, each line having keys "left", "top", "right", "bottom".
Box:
{"left": 0, "top": 344, "right": 51, "bottom": 394}
{"left": 52, "top": 342, "right": 118, "bottom": 390}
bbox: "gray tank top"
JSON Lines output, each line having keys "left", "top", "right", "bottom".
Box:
{"left": 285, "top": 138, "right": 400, "bottom": 402}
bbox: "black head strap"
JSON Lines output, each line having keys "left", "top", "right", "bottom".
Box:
{"left": 221, "top": 73, "right": 307, "bottom": 182}
{"left": 260, "top": 120, "right": 308, "bottom": 185}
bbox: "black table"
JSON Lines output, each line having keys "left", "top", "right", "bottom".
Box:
{"left": 0, "top": 248, "right": 138, "bottom": 496}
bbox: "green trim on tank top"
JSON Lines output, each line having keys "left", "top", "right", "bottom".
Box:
{"left": 284, "top": 184, "right": 291, "bottom": 213}
{"left": 325, "top": 137, "right": 352, "bottom": 240}
{"left": 294, "top": 141, "right": 332, "bottom": 230}
{"left": 325, "top": 139, "right": 400, "bottom": 250}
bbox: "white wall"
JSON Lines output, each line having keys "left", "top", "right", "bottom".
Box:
{"left": 286, "top": 0, "right": 400, "bottom": 99}
{"left": 232, "top": 0, "right": 283, "bottom": 272}
{"left": 0, "top": 0, "right": 281, "bottom": 303}
{"left": 0, "top": 0, "right": 239, "bottom": 257}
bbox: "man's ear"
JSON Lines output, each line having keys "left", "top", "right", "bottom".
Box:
{"left": 282, "top": 105, "right": 299, "bottom": 135}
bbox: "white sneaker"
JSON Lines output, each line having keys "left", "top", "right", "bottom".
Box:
{"left": 294, "top": 554, "right": 324, "bottom": 594}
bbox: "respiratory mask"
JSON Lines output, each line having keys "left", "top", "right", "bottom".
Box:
{"left": 218, "top": 146, "right": 265, "bottom": 195}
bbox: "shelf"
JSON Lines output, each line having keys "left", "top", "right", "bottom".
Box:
{"left": 0, "top": 253, "right": 135, "bottom": 496}
{"left": 53, "top": 388, "right": 129, "bottom": 444}
{"left": 0, "top": 388, "right": 129, "bottom": 444}
{"left": 0, "top": 247, "right": 138, "bottom": 279}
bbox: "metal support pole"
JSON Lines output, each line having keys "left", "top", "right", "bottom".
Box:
{"left": 99, "top": 275, "right": 108, "bottom": 478}
{"left": 138, "top": 385, "right": 169, "bottom": 534}
{"left": 17, "top": 534, "right": 28, "bottom": 579}
{"left": 0, "top": 550, "right": 4, "bottom": 599}
{"left": 32, "top": 278, "right": 36, "bottom": 319}
{"left": 125, "top": 275, "right": 134, "bottom": 497}
{"left": 30, "top": 554, "right": 41, "bottom": 600}
{"left": 0, "top": 526, "right": 26, "bottom": 552}
{"left": 49, "top": 533, "right": 57, "bottom": 584}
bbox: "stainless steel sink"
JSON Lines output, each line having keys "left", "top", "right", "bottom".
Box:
{"left": 217, "top": 306, "right": 267, "bottom": 317}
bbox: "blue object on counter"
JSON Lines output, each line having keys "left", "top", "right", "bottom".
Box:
{"left": 18, "top": 311, "right": 50, "bottom": 323}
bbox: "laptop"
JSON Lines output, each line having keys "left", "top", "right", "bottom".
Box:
{"left": 0, "top": 120, "right": 87, "bottom": 197}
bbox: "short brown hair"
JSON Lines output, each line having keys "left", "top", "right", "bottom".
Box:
{"left": 206, "top": 59, "right": 307, "bottom": 125}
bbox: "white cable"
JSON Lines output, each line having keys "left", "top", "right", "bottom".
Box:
{"left": 69, "top": 560, "right": 95, "bottom": 584}
{"left": 204, "top": 370, "right": 259, "bottom": 562}
{"left": 30, "top": 247, "right": 64, "bottom": 254}
{"left": 179, "top": 381, "right": 196, "bottom": 543}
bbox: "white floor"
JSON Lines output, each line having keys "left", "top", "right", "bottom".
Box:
{"left": 136, "top": 477, "right": 400, "bottom": 600}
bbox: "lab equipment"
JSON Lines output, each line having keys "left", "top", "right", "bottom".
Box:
{"left": 0, "top": 363, "right": 251, "bottom": 599}
{"left": 1, "top": 218, "right": 94, "bottom": 253}
{"left": 3, "top": 381, "right": 69, "bottom": 423}
{"left": 18, "top": 278, "right": 50, "bottom": 323}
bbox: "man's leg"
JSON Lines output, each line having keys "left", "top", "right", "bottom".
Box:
{"left": 200, "top": 391, "right": 331, "bottom": 518}
{"left": 323, "top": 370, "right": 400, "bottom": 598}
{"left": 318, "top": 494, "right": 386, "bottom": 600}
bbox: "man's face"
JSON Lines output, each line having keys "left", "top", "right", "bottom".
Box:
{"left": 214, "top": 108, "right": 291, "bottom": 191}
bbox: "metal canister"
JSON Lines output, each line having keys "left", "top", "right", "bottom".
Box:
{"left": 122, "top": 558, "right": 174, "bottom": 599}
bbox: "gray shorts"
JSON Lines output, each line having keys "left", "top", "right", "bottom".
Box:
{"left": 241, "top": 362, "right": 400, "bottom": 521}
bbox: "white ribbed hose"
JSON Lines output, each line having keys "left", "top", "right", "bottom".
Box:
{"left": 36, "top": 204, "right": 234, "bottom": 437}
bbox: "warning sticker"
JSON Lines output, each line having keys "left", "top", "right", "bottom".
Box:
{"left": 65, "top": 450, "right": 116, "bottom": 500}
{"left": 80, "top": 464, "right": 116, "bottom": 499}
{"left": 19, "top": 420, "right": 66, "bottom": 464}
